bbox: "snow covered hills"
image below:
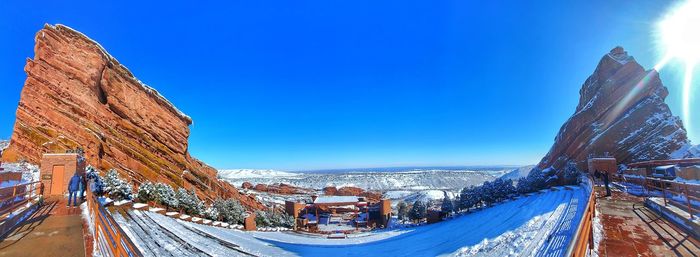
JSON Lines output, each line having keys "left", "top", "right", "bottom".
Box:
{"left": 218, "top": 167, "right": 509, "bottom": 192}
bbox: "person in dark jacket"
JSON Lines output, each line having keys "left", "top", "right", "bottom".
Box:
{"left": 78, "top": 176, "right": 85, "bottom": 202}
{"left": 602, "top": 170, "right": 611, "bottom": 197}
{"left": 68, "top": 173, "right": 81, "bottom": 207}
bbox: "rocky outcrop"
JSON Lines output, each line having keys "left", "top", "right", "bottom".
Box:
{"left": 241, "top": 182, "right": 253, "bottom": 190}
{"left": 251, "top": 183, "right": 313, "bottom": 195}
{"left": 1, "top": 24, "right": 264, "bottom": 210}
{"left": 538, "top": 47, "right": 691, "bottom": 171}
{"left": 323, "top": 186, "right": 382, "bottom": 202}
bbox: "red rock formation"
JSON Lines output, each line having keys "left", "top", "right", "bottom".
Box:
{"left": 241, "top": 182, "right": 253, "bottom": 189}
{"left": 538, "top": 47, "right": 691, "bottom": 171}
{"left": 250, "top": 183, "right": 313, "bottom": 195}
{"left": 323, "top": 186, "right": 382, "bottom": 202}
{"left": 322, "top": 186, "right": 338, "bottom": 195}
{"left": 254, "top": 184, "right": 268, "bottom": 192}
{"left": 1, "top": 24, "right": 264, "bottom": 210}
{"left": 337, "top": 186, "right": 364, "bottom": 196}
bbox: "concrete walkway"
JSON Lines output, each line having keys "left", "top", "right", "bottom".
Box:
{"left": 0, "top": 197, "right": 86, "bottom": 257}
{"left": 596, "top": 186, "right": 700, "bottom": 257}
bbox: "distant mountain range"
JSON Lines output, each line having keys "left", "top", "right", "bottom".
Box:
{"left": 218, "top": 168, "right": 505, "bottom": 191}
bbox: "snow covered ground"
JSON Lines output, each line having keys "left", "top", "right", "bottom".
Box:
{"left": 0, "top": 162, "right": 40, "bottom": 184}
{"left": 113, "top": 185, "right": 589, "bottom": 257}
{"left": 499, "top": 165, "right": 536, "bottom": 181}
{"left": 218, "top": 169, "right": 301, "bottom": 179}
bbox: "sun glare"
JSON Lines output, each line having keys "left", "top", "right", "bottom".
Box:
{"left": 658, "top": 0, "right": 700, "bottom": 65}
{"left": 656, "top": 0, "right": 700, "bottom": 137}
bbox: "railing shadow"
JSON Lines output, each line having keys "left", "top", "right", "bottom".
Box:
{"left": 631, "top": 203, "right": 700, "bottom": 257}
{"left": 0, "top": 199, "right": 57, "bottom": 249}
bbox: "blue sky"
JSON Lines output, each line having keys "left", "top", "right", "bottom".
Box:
{"left": 1, "top": 1, "right": 697, "bottom": 170}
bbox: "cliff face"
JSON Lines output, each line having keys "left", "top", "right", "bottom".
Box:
{"left": 538, "top": 47, "right": 692, "bottom": 171}
{"left": 2, "top": 24, "right": 263, "bottom": 209}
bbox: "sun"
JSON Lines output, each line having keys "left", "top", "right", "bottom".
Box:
{"left": 655, "top": 0, "right": 700, "bottom": 137}
{"left": 657, "top": 0, "right": 700, "bottom": 65}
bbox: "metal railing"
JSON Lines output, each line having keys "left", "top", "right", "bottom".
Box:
{"left": 612, "top": 174, "right": 698, "bottom": 219}
{"left": 566, "top": 176, "right": 596, "bottom": 257}
{"left": 0, "top": 181, "right": 42, "bottom": 219}
{"left": 86, "top": 182, "right": 143, "bottom": 257}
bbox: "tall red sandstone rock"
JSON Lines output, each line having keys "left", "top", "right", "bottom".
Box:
{"left": 538, "top": 47, "right": 694, "bottom": 171}
{"left": 2, "top": 24, "right": 263, "bottom": 210}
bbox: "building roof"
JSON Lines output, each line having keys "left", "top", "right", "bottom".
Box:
{"left": 655, "top": 165, "right": 677, "bottom": 170}
{"left": 628, "top": 158, "right": 700, "bottom": 168}
{"left": 313, "top": 196, "right": 359, "bottom": 204}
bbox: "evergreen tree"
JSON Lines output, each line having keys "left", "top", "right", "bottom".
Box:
{"left": 459, "top": 186, "right": 479, "bottom": 211}
{"left": 481, "top": 181, "right": 497, "bottom": 206}
{"left": 396, "top": 201, "right": 408, "bottom": 221}
{"left": 562, "top": 161, "right": 581, "bottom": 185}
{"left": 137, "top": 182, "right": 156, "bottom": 203}
{"left": 103, "top": 169, "right": 133, "bottom": 200}
{"left": 213, "top": 198, "right": 246, "bottom": 224}
{"left": 408, "top": 200, "right": 427, "bottom": 222}
{"left": 255, "top": 210, "right": 272, "bottom": 227}
{"left": 517, "top": 168, "right": 548, "bottom": 194}
{"left": 440, "top": 191, "right": 454, "bottom": 215}
{"left": 269, "top": 211, "right": 294, "bottom": 228}
{"left": 176, "top": 188, "right": 204, "bottom": 215}
{"left": 203, "top": 206, "right": 220, "bottom": 221}
{"left": 154, "top": 183, "right": 179, "bottom": 208}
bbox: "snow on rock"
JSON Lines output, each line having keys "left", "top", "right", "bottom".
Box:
{"left": 398, "top": 190, "right": 455, "bottom": 204}
{"left": 148, "top": 207, "right": 164, "bottom": 213}
{"left": 2, "top": 24, "right": 264, "bottom": 210}
{"left": 132, "top": 203, "right": 148, "bottom": 209}
{"left": 113, "top": 199, "right": 131, "bottom": 206}
{"left": 538, "top": 46, "right": 691, "bottom": 171}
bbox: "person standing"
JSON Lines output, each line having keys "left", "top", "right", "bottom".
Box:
{"left": 602, "top": 170, "right": 611, "bottom": 197}
{"left": 593, "top": 170, "right": 601, "bottom": 186}
{"left": 78, "top": 177, "right": 85, "bottom": 201}
{"left": 68, "top": 173, "right": 81, "bottom": 207}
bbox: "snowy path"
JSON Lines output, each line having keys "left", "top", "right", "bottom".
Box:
{"left": 113, "top": 186, "right": 588, "bottom": 257}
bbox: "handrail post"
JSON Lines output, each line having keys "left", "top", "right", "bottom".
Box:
{"left": 643, "top": 177, "right": 648, "bottom": 196}
{"left": 684, "top": 183, "right": 693, "bottom": 219}
{"left": 662, "top": 183, "right": 667, "bottom": 206}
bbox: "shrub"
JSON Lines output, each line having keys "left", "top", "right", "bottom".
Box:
{"left": 408, "top": 200, "right": 427, "bottom": 221}
{"left": 154, "top": 183, "right": 179, "bottom": 208}
{"left": 176, "top": 188, "right": 204, "bottom": 215}
{"left": 103, "top": 169, "right": 133, "bottom": 201}
{"left": 137, "top": 182, "right": 156, "bottom": 203}
{"left": 213, "top": 198, "right": 245, "bottom": 224}
{"left": 440, "top": 192, "right": 454, "bottom": 214}
{"left": 396, "top": 201, "right": 408, "bottom": 221}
